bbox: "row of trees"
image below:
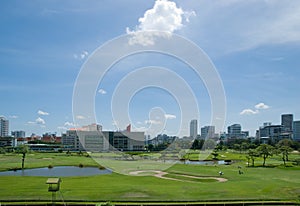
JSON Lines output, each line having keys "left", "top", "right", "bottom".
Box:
{"left": 246, "top": 139, "right": 295, "bottom": 167}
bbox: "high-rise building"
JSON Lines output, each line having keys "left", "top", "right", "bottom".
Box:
{"left": 11, "top": 131, "right": 26, "bottom": 138}
{"left": 201, "top": 126, "right": 215, "bottom": 139}
{"left": 259, "top": 123, "right": 284, "bottom": 143}
{"left": 227, "top": 124, "right": 242, "bottom": 138}
{"left": 190, "top": 119, "right": 198, "bottom": 138}
{"left": 293, "top": 121, "right": 300, "bottom": 142}
{"left": 0, "top": 117, "right": 9, "bottom": 137}
{"left": 281, "top": 114, "right": 293, "bottom": 132}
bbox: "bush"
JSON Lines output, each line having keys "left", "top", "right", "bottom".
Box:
{"left": 78, "top": 163, "right": 84, "bottom": 168}
{"left": 0, "top": 147, "right": 6, "bottom": 154}
{"left": 9, "top": 167, "right": 20, "bottom": 171}
{"left": 48, "top": 164, "right": 53, "bottom": 169}
{"left": 98, "top": 165, "right": 106, "bottom": 170}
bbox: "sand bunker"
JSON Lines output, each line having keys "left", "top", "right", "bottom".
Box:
{"left": 129, "top": 170, "right": 227, "bottom": 182}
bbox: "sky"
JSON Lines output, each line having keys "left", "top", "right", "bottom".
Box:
{"left": 1, "top": 0, "right": 300, "bottom": 137}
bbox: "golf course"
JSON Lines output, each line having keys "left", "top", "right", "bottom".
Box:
{"left": 0, "top": 150, "right": 299, "bottom": 205}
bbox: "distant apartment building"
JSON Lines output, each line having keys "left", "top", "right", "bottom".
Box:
{"left": 147, "top": 134, "right": 177, "bottom": 146}
{"left": 11, "top": 130, "right": 25, "bottom": 138}
{"left": 227, "top": 124, "right": 240, "bottom": 137}
{"left": 62, "top": 130, "right": 84, "bottom": 151}
{"left": 108, "top": 131, "right": 145, "bottom": 151}
{"left": 0, "top": 137, "right": 17, "bottom": 147}
{"left": 226, "top": 124, "right": 248, "bottom": 139}
{"left": 190, "top": 119, "right": 198, "bottom": 139}
{"left": 281, "top": 114, "right": 293, "bottom": 132}
{"left": 201, "top": 126, "right": 215, "bottom": 139}
{"left": 293, "top": 121, "right": 300, "bottom": 142}
{"left": 0, "top": 117, "right": 9, "bottom": 137}
{"left": 81, "top": 123, "right": 102, "bottom": 132}
{"left": 258, "top": 123, "right": 290, "bottom": 143}
{"left": 42, "top": 133, "right": 61, "bottom": 143}
{"left": 62, "top": 124, "right": 145, "bottom": 151}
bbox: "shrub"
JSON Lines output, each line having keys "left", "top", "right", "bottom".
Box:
{"left": 98, "top": 165, "right": 106, "bottom": 170}
{"left": 48, "top": 164, "right": 53, "bottom": 169}
{"left": 78, "top": 163, "right": 84, "bottom": 168}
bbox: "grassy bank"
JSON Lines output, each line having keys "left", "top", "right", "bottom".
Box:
{"left": 0, "top": 152, "right": 299, "bottom": 202}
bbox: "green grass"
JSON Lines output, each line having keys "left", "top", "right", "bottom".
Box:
{"left": 0, "top": 152, "right": 299, "bottom": 202}
{"left": 163, "top": 173, "right": 218, "bottom": 183}
{"left": 0, "top": 152, "right": 98, "bottom": 171}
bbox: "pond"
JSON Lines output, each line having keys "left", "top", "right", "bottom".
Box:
{"left": 0, "top": 166, "right": 112, "bottom": 177}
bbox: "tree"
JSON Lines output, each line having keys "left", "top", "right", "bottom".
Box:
{"left": 202, "top": 139, "right": 216, "bottom": 150}
{"left": 16, "top": 145, "right": 29, "bottom": 170}
{"left": 277, "top": 139, "right": 293, "bottom": 162}
{"left": 241, "top": 142, "right": 250, "bottom": 152}
{"left": 256, "top": 144, "right": 274, "bottom": 167}
{"left": 191, "top": 139, "right": 199, "bottom": 150}
{"left": 211, "top": 150, "right": 219, "bottom": 160}
{"left": 146, "top": 144, "right": 154, "bottom": 151}
{"left": 246, "top": 149, "right": 259, "bottom": 167}
{"left": 276, "top": 145, "right": 293, "bottom": 166}
{"left": 233, "top": 144, "right": 242, "bottom": 153}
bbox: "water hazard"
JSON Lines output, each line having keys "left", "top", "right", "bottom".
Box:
{"left": 0, "top": 166, "right": 112, "bottom": 177}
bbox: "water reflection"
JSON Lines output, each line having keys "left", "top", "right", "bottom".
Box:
{"left": 0, "top": 166, "right": 111, "bottom": 177}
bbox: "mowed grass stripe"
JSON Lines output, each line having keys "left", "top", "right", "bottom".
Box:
{"left": 164, "top": 173, "right": 218, "bottom": 183}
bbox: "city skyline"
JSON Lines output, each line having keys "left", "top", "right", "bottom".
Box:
{"left": 1, "top": 112, "right": 299, "bottom": 139}
{"left": 1, "top": 1, "right": 300, "bottom": 137}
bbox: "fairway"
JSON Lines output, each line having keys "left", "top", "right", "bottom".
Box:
{"left": 0, "top": 152, "right": 299, "bottom": 203}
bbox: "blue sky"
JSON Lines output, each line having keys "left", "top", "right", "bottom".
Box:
{"left": 1, "top": 0, "right": 300, "bottom": 137}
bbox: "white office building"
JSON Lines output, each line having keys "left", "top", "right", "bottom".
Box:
{"left": 190, "top": 119, "right": 198, "bottom": 139}
{"left": 0, "top": 117, "right": 9, "bottom": 137}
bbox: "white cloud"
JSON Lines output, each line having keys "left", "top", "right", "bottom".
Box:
{"left": 38, "top": 110, "right": 49, "bottom": 116}
{"left": 137, "top": 0, "right": 184, "bottom": 33}
{"left": 240, "top": 102, "right": 270, "bottom": 115}
{"left": 57, "top": 122, "right": 76, "bottom": 131}
{"left": 165, "top": 114, "right": 176, "bottom": 119}
{"left": 9, "top": 115, "right": 18, "bottom": 119}
{"left": 35, "top": 117, "right": 45, "bottom": 124}
{"left": 64, "top": 121, "right": 76, "bottom": 127}
{"left": 255, "top": 103, "right": 270, "bottom": 110}
{"left": 145, "top": 119, "right": 162, "bottom": 125}
{"left": 74, "top": 50, "right": 89, "bottom": 60}
{"left": 126, "top": 0, "right": 195, "bottom": 46}
{"left": 98, "top": 88, "right": 107, "bottom": 95}
{"left": 57, "top": 126, "right": 67, "bottom": 130}
{"left": 240, "top": 109, "right": 259, "bottom": 115}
